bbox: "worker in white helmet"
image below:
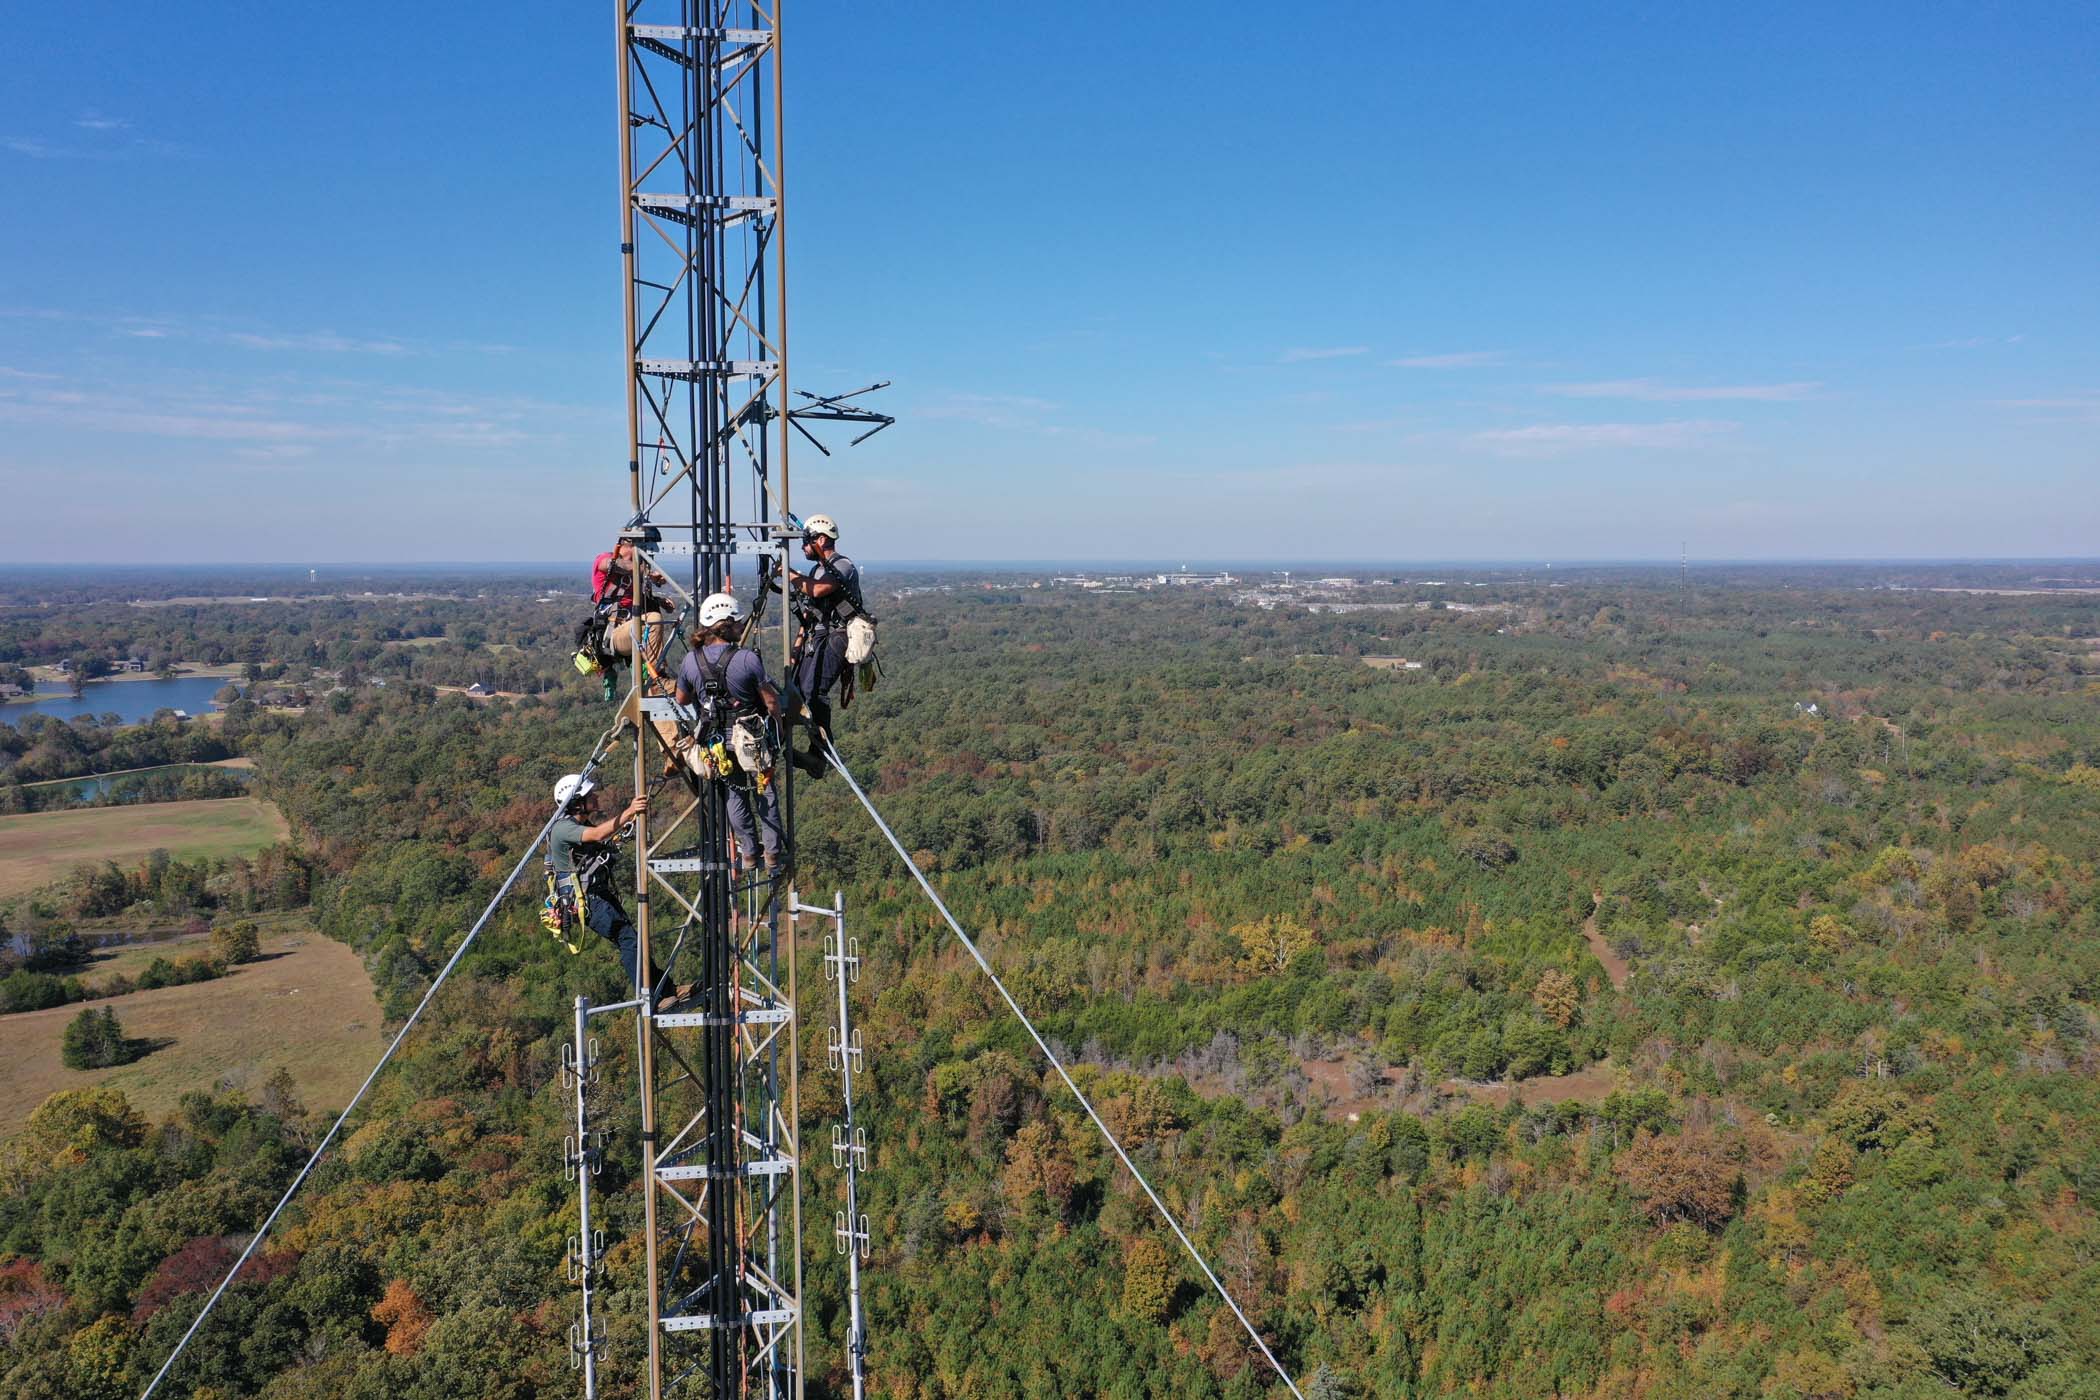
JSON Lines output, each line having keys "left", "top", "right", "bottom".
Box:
{"left": 548, "top": 774, "right": 690, "bottom": 1006}
{"left": 674, "top": 591, "right": 788, "bottom": 879}
{"left": 782, "top": 512, "right": 867, "bottom": 778}
{"left": 583, "top": 534, "right": 672, "bottom": 704}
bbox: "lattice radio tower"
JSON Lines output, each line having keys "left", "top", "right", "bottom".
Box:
{"left": 557, "top": 6, "right": 882, "bottom": 1399}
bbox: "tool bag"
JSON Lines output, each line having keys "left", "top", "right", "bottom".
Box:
{"left": 571, "top": 613, "right": 618, "bottom": 676}
{"left": 539, "top": 868, "right": 585, "bottom": 954}
{"left": 693, "top": 646, "right": 775, "bottom": 780}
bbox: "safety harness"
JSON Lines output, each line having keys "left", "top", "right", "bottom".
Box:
{"left": 792, "top": 555, "right": 880, "bottom": 704}
{"left": 539, "top": 818, "right": 620, "bottom": 955}
{"left": 688, "top": 643, "right": 774, "bottom": 788}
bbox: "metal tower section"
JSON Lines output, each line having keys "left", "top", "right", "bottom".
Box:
{"left": 802, "top": 893, "right": 870, "bottom": 1399}
{"left": 615, "top": 5, "right": 801, "bottom": 1399}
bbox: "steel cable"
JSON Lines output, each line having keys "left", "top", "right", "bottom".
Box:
{"left": 819, "top": 738, "right": 1308, "bottom": 1400}
{"left": 138, "top": 727, "right": 623, "bottom": 1400}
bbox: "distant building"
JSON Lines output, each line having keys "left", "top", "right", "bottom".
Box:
{"left": 466, "top": 682, "right": 491, "bottom": 696}
{"left": 0, "top": 683, "right": 24, "bottom": 699}
{"left": 119, "top": 658, "right": 146, "bottom": 672}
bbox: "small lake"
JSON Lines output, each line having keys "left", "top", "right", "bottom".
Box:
{"left": 24, "top": 762, "right": 255, "bottom": 802}
{"left": 3, "top": 677, "right": 231, "bottom": 726}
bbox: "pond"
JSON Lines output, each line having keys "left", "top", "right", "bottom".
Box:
{"left": 3, "top": 677, "right": 232, "bottom": 726}
{"left": 22, "top": 762, "right": 255, "bottom": 803}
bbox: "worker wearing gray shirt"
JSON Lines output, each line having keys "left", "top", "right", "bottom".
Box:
{"left": 547, "top": 773, "right": 688, "bottom": 1006}
{"left": 675, "top": 592, "right": 787, "bottom": 878}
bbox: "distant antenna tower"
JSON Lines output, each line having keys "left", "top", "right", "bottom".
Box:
{"left": 1680, "top": 540, "right": 1687, "bottom": 589}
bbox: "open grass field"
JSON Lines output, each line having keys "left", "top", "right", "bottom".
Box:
{"left": 0, "top": 796, "right": 288, "bottom": 898}
{"left": 0, "top": 923, "right": 382, "bottom": 1139}
{"left": 78, "top": 910, "right": 307, "bottom": 983}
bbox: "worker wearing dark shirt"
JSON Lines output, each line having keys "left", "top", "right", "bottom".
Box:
{"left": 786, "top": 513, "right": 863, "bottom": 778}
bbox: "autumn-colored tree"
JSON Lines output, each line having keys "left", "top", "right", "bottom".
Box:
{"left": 1532, "top": 968, "right": 1579, "bottom": 1028}
{"left": 1120, "top": 1237, "right": 1173, "bottom": 1323}
{"left": 1807, "top": 913, "right": 1847, "bottom": 955}
{"left": 372, "top": 1278, "right": 434, "bottom": 1357}
{"left": 132, "top": 1236, "right": 240, "bottom": 1321}
{"left": 0, "top": 1261, "right": 64, "bottom": 1345}
{"left": 210, "top": 919, "right": 262, "bottom": 964}
{"left": 1000, "top": 1118, "right": 1076, "bottom": 1218}
{"left": 1615, "top": 1129, "right": 1739, "bottom": 1228}
{"left": 1768, "top": 1347, "right": 1854, "bottom": 1400}
{"left": 1799, "top": 1137, "right": 1857, "bottom": 1205}
{"left": 8, "top": 1087, "right": 145, "bottom": 1182}
{"left": 1232, "top": 916, "right": 1316, "bottom": 977}
{"left": 63, "top": 1314, "right": 132, "bottom": 1400}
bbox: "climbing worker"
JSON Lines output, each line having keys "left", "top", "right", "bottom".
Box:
{"left": 589, "top": 535, "right": 670, "bottom": 689}
{"left": 782, "top": 513, "right": 873, "bottom": 778}
{"left": 547, "top": 774, "right": 691, "bottom": 1007}
{"left": 673, "top": 592, "right": 788, "bottom": 881}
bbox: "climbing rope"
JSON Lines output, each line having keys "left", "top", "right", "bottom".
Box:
{"left": 137, "top": 727, "right": 624, "bottom": 1400}
{"left": 819, "top": 737, "right": 1309, "bottom": 1400}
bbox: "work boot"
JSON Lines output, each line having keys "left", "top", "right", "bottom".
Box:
{"left": 790, "top": 747, "right": 827, "bottom": 780}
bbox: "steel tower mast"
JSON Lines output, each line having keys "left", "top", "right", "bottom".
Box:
{"left": 614, "top": 4, "right": 800, "bottom": 1397}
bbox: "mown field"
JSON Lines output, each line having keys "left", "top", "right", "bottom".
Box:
{"left": 0, "top": 795, "right": 287, "bottom": 897}
{"left": 0, "top": 922, "right": 381, "bottom": 1136}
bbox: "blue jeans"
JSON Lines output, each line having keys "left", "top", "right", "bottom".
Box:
{"left": 559, "top": 877, "right": 662, "bottom": 997}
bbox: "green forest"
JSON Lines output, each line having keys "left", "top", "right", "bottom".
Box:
{"left": 2, "top": 564, "right": 2097, "bottom": 1399}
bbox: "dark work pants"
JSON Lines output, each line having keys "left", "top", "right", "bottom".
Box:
{"left": 726, "top": 781, "right": 784, "bottom": 869}
{"left": 577, "top": 886, "right": 662, "bottom": 997}
{"left": 793, "top": 628, "right": 849, "bottom": 750}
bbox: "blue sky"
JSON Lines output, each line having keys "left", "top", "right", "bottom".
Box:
{"left": 2, "top": 2, "right": 2095, "bottom": 564}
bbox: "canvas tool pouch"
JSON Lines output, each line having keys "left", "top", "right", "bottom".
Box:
{"left": 845, "top": 615, "right": 878, "bottom": 666}
{"left": 729, "top": 715, "right": 773, "bottom": 777}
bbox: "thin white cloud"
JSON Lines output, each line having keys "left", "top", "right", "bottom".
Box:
{"left": 1993, "top": 391, "right": 2100, "bottom": 414}
{"left": 1923, "top": 334, "right": 2026, "bottom": 349}
{"left": 0, "top": 376, "right": 585, "bottom": 453}
{"left": 1279, "top": 346, "right": 1370, "bottom": 363}
{"left": 1543, "top": 378, "right": 1820, "bottom": 401}
{"left": 918, "top": 390, "right": 1154, "bottom": 449}
{"left": 0, "top": 393, "right": 327, "bottom": 442}
{"left": 1473, "top": 419, "right": 1736, "bottom": 454}
{"left": 1390, "top": 351, "right": 1506, "bottom": 369}
{"left": 3, "top": 137, "right": 106, "bottom": 160}
{"left": 920, "top": 392, "right": 1059, "bottom": 429}
{"left": 222, "top": 330, "right": 411, "bottom": 355}
{"left": 0, "top": 366, "right": 61, "bottom": 381}
{"left": 73, "top": 113, "right": 131, "bottom": 132}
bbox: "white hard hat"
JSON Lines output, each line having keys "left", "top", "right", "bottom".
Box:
{"left": 698, "top": 591, "right": 744, "bottom": 628}
{"left": 553, "top": 773, "right": 596, "bottom": 807}
{"left": 802, "top": 513, "right": 838, "bottom": 540}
